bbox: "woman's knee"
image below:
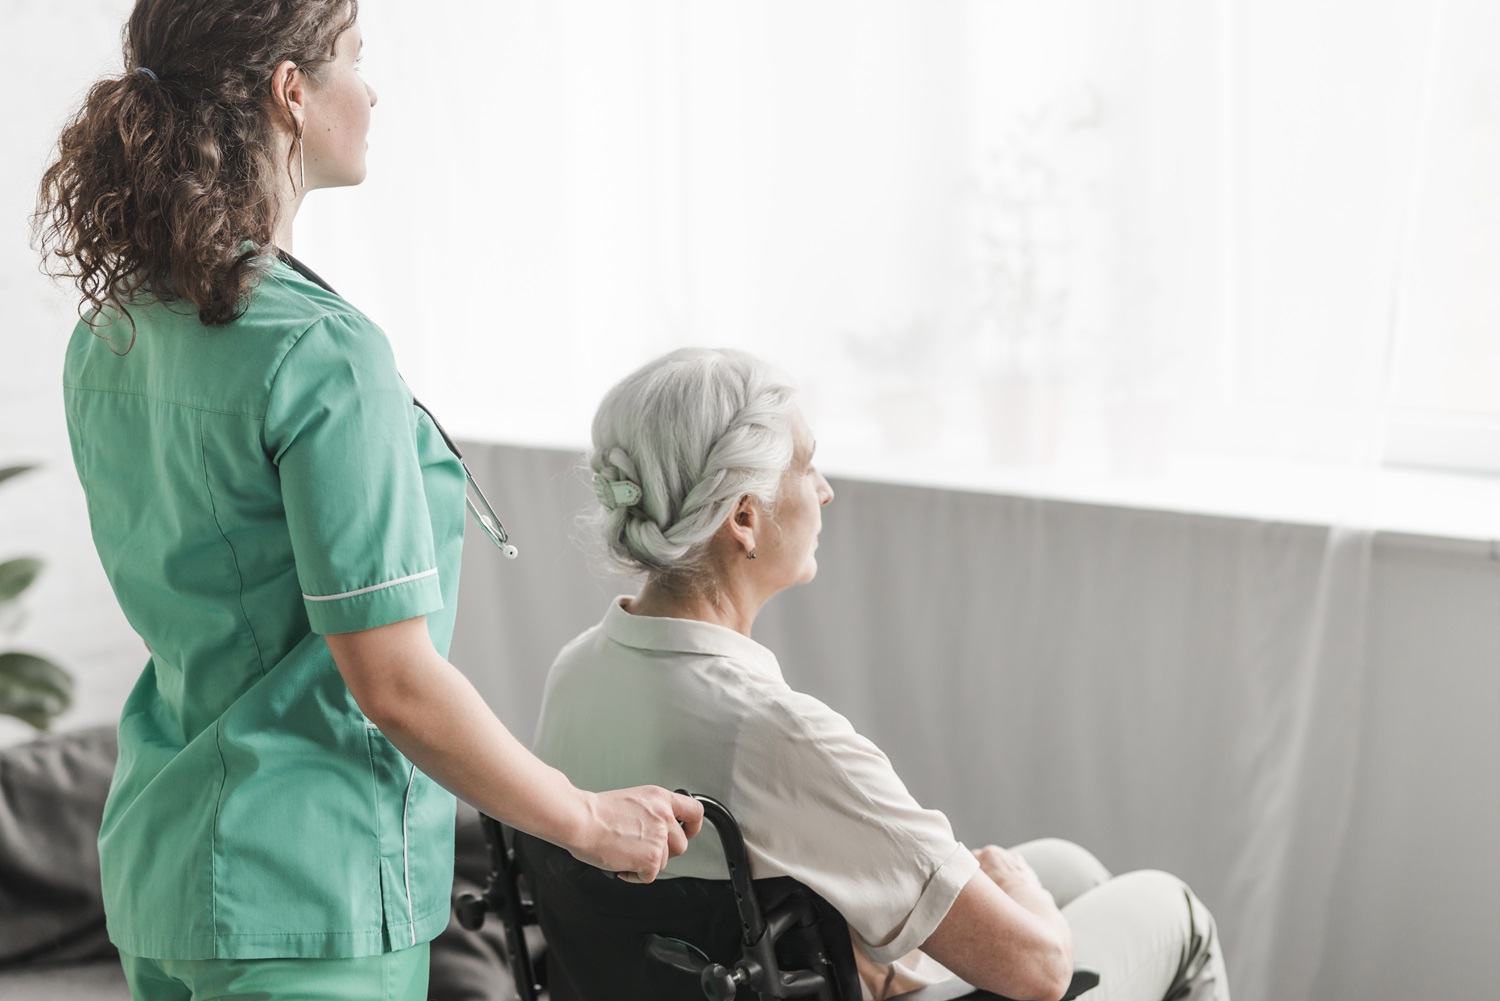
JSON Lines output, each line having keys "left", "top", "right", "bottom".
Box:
{"left": 1104, "top": 870, "right": 1221, "bottom": 965}
{"left": 1064, "top": 870, "right": 1228, "bottom": 1001}
{"left": 1125, "top": 869, "right": 1218, "bottom": 926}
{"left": 1011, "top": 837, "right": 1112, "bottom": 907}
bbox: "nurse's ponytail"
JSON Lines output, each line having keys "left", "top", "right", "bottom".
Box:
{"left": 34, "top": 0, "right": 357, "bottom": 340}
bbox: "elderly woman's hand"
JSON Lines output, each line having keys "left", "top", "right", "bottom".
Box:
{"left": 973, "top": 844, "right": 1046, "bottom": 897}
{"left": 571, "top": 786, "right": 705, "bottom": 883}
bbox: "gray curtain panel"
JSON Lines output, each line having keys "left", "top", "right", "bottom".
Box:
{"left": 450, "top": 440, "right": 1500, "bottom": 1001}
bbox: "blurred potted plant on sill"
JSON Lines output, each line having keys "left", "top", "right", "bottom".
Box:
{"left": 970, "top": 85, "right": 1105, "bottom": 467}
{"left": 0, "top": 464, "right": 73, "bottom": 730}
{"left": 843, "top": 315, "right": 952, "bottom": 459}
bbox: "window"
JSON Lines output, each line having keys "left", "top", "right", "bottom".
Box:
{"left": 298, "top": 0, "right": 1496, "bottom": 481}
{"left": 1383, "top": 0, "right": 1500, "bottom": 473}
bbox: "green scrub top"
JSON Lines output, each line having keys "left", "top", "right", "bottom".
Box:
{"left": 62, "top": 255, "right": 466, "bottom": 960}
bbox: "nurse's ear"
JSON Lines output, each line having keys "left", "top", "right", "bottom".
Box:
{"left": 269, "top": 60, "right": 308, "bottom": 138}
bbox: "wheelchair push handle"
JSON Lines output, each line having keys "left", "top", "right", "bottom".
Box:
{"left": 650, "top": 792, "right": 832, "bottom": 1001}
{"left": 679, "top": 790, "right": 768, "bottom": 946}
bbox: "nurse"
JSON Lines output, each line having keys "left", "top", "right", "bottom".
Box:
{"left": 35, "top": 2, "right": 702, "bottom": 999}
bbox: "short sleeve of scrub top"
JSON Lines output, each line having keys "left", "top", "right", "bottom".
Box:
{"left": 265, "top": 312, "right": 444, "bottom": 634}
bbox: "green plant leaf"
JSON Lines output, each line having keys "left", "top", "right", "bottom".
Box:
{"left": 0, "top": 651, "right": 74, "bottom": 730}
{"left": 0, "top": 558, "right": 43, "bottom": 604}
{"left": 0, "top": 465, "right": 37, "bottom": 489}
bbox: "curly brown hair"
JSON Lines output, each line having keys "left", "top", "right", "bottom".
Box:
{"left": 34, "top": 0, "right": 358, "bottom": 340}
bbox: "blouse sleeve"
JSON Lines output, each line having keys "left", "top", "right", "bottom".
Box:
{"left": 733, "top": 690, "right": 981, "bottom": 963}
{"left": 263, "top": 312, "right": 445, "bottom": 635}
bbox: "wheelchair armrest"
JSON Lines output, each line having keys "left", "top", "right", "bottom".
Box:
{"left": 889, "top": 966, "right": 1100, "bottom": 1001}
{"left": 1063, "top": 968, "right": 1102, "bottom": 998}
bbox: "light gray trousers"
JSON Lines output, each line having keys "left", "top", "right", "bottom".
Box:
{"left": 1012, "top": 839, "right": 1231, "bottom": 1001}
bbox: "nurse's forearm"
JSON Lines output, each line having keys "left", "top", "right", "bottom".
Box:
{"left": 324, "top": 616, "right": 700, "bottom": 880}
{"left": 326, "top": 617, "right": 591, "bottom": 846}
{"left": 379, "top": 660, "right": 591, "bottom": 845}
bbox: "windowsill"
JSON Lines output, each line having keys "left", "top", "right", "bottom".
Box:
{"left": 816, "top": 451, "right": 1500, "bottom": 547}
{"left": 459, "top": 435, "right": 1499, "bottom": 549}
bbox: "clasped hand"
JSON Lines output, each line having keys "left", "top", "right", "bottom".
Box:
{"left": 974, "top": 844, "right": 1046, "bottom": 896}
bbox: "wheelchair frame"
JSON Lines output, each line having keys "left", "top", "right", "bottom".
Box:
{"left": 455, "top": 792, "right": 1100, "bottom": 1001}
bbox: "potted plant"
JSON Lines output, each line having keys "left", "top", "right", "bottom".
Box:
{"left": 970, "top": 86, "right": 1105, "bottom": 467}
{"left": 0, "top": 465, "right": 73, "bottom": 730}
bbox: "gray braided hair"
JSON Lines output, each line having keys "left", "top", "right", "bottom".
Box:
{"left": 588, "top": 348, "right": 797, "bottom": 582}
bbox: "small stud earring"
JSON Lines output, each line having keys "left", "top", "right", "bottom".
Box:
{"left": 746, "top": 550, "right": 757, "bottom": 560}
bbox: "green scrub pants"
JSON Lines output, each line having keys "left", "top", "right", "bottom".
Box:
{"left": 118, "top": 943, "right": 429, "bottom": 1001}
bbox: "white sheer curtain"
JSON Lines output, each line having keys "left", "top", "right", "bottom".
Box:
{"left": 300, "top": 0, "right": 1469, "bottom": 487}
{"left": 1385, "top": 0, "right": 1500, "bottom": 471}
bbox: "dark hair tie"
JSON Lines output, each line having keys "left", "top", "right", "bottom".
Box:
{"left": 134, "top": 66, "right": 159, "bottom": 82}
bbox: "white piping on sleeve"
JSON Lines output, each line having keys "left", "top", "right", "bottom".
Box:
{"left": 302, "top": 568, "right": 438, "bottom": 602}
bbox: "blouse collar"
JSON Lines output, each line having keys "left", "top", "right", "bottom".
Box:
{"left": 601, "top": 596, "right": 785, "bottom": 683}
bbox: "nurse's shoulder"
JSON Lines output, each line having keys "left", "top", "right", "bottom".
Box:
{"left": 63, "top": 253, "right": 395, "bottom": 420}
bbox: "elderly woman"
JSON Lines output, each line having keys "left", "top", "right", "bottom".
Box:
{"left": 532, "top": 348, "right": 1230, "bottom": 1001}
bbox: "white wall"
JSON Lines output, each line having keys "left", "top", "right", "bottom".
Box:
{"left": 0, "top": 0, "right": 143, "bottom": 748}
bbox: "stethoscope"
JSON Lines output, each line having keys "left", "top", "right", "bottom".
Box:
{"left": 277, "top": 250, "right": 518, "bottom": 559}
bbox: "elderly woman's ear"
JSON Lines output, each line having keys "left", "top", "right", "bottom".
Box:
{"left": 723, "top": 494, "right": 761, "bottom": 559}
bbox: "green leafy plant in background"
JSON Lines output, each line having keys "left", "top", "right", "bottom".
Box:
{"left": 0, "top": 465, "right": 73, "bottom": 729}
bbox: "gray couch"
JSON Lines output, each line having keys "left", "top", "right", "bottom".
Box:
{"left": 0, "top": 726, "right": 517, "bottom": 999}
{"left": 0, "top": 725, "right": 123, "bottom": 999}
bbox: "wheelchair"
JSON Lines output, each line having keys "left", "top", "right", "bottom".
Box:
{"left": 456, "top": 792, "right": 1101, "bottom": 1001}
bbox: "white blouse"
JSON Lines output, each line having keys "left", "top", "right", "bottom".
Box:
{"left": 532, "top": 597, "right": 979, "bottom": 992}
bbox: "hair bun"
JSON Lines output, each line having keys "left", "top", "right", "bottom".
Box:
{"left": 587, "top": 348, "right": 797, "bottom": 582}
